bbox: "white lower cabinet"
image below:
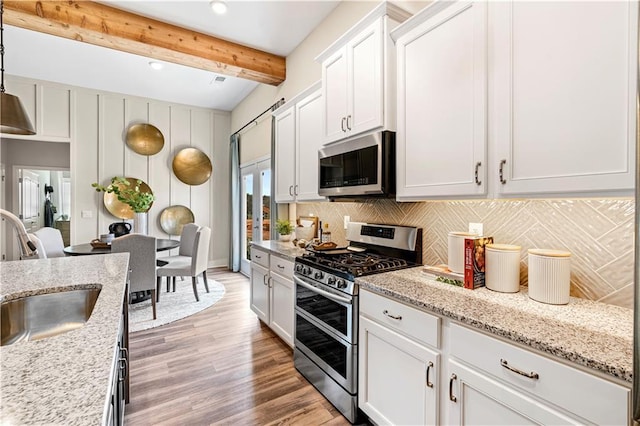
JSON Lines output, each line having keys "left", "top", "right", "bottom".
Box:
{"left": 447, "top": 359, "right": 575, "bottom": 425}
{"left": 359, "top": 316, "right": 439, "bottom": 425}
{"left": 359, "top": 289, "right": 441, "bottom": 425}
{"left": 249, "top": 247, "right": 294, "bottom": 347}
{"left": 359, "top": 289, "right": 631, "bottom": 425}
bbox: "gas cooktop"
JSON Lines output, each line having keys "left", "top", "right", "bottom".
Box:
{"left": 298, "top": 251, "right": 413, "bottom": 278}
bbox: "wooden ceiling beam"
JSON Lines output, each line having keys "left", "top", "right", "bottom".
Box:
{"left": 3, "top": 1, "right": 286, "bottom": 86}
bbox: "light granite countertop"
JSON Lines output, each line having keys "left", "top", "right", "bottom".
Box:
{"left": 251, "top": 240, "right": 306, "bottom": 261}
{"left": 356, "top": 267, "right": 633, "bottom": 383}
{"left": 0, "top": 254, "right": 130, "bottom": 425}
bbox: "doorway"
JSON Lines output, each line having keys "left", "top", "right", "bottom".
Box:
{"left": 5, "top": 166, "right": 71, "bottom": 260}
{"left": 240, "top": 157, "right": 271, "bottom": 276}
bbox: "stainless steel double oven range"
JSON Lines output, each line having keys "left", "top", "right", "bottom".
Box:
{"left": 293, "top": 222, "right": 422, "bottom": 423}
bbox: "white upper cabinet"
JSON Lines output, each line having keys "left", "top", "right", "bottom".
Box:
{"left": 2, "top": 76, "right": 72, "bottom": 141}
{"left": 394, "top": 1, "right": 487, "bottom": 200}
{"left": 491, "top": 1, "right": 637, "bottom": 196}
{"left": 393, "top": 0, "right": 637, "bottom": 200}
{"left": 273, "top": 82, "right": 325, "bottom": 203}
{"left": 316, "top": 2, "right": 412, "bottom": 145}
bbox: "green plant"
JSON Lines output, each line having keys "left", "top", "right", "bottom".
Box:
{"left": 91, "top": 177, "right": 155, "bottom": 213}
{"left": 275, "top": 219, "right": 294, "bottom": 235}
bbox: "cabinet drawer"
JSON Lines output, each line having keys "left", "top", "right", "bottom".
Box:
{"left": 450, "top": 323, "right": 630, "bottom": 425}
{"left": 270, "top": 255, "right": 294, "bottom": 277}
{"left": 251, "top": 247, "right": 269, "bottom": 268}
{"left": 360, "top": 289, "right": 440, "bottom": 349}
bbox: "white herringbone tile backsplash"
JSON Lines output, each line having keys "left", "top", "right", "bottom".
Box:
{"left": 296, "top": 198, "right": 635, "bottom": 309}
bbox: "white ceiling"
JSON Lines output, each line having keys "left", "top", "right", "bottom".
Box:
{"left": 4, "top": 0, "right": 340, "bottom": 111}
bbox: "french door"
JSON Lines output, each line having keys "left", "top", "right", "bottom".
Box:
{"left": 240, "top": 158, "right": 271, "bottom": 276}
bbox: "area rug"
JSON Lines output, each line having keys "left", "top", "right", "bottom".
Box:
{"left": 128, "top": 278, "right": 225, "bottom": 332}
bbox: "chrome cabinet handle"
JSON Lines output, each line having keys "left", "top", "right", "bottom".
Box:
{"left": 289, "top": 185, "right": 294, "bottom": 196}
{"left": 118, "top": 358, "right": 128, "bottom": 381}
{"left": 449, "top": 373, "right": 457, "bottom": 402}
{"left": 277, "top": 264, "right": 285, "bottom": 269}
{"left": 294, "top": 185, "right": 299, "bottom": 195}
{"left": 426, "top": 361, "right": 434, "bottom": 388}
{"left": 499, "top": 159, "right": 507, "bottom": 184}
{"left": 263, "top": 274, "right": 268, "bottom": 286}
{"left": 268, "top": 276, "right": 273, "bottom": 288}
{"left": 346, "top": 115, "right": 352, "bottom": 130}
{"left": 500, "top": 359, "right": 539, "bottom": 380}
{"left": 382, "top": 309, "right": 402, "bottom": 320}
{"left": 475, "top": 162, "right": 482, "bottom": 185}
{"left": 341, "top": 117, "right": 346, "bottom": 132}
{"left": 255, "top": 254, "right": 262, "bottom": 259}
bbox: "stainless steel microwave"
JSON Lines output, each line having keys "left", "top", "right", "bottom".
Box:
{"left": 318, "top": 131, "right": 395, "bottom": 199}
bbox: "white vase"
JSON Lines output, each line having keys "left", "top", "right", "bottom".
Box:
{"left": 279, "top": 234, "right": 291, "bottom": 242}
{"left": 134, "top": 212, "right": 148, "bottom": 235}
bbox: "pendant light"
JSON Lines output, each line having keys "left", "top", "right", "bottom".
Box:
{"left": 0, "top": 1, "right": 35, "bottom": 135}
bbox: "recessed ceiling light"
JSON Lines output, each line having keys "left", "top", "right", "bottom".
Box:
{"left": 210, "top": 0, "right": 227, "bottom": 15}
{"left": 148, "top": 61, "right": 163, "bottom": 71}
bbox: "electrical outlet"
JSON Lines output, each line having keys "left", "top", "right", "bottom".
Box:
{"left": 469, "top": 222, "right": 483, "bottom": 235}
{"left": 344, "top": 215, "right": 350, "bottom": 229}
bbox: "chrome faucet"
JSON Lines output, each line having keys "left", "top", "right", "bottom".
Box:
{"left": 0, "top": 208, "right": 38, "bottom": 259}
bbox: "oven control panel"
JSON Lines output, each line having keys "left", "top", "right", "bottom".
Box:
{"left": 295, "top": 263, "right": 353, "bottom": 294}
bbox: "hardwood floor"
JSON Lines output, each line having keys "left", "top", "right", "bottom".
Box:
{"left": 125, "top": 267, "right": 351, "bottom": 425}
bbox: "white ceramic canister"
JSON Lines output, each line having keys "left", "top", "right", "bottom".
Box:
{"left": 527, "top": 249, "right": 571, "bottom": 305}
{"left": 485, "top": 244, "right": 521, "bottom": 293}
{"left": 447, "top": 231, "right": 478, "bottom": 274}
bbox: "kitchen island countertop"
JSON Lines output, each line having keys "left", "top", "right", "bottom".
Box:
{"left": 0, "top": 254, "right": 129, "bottom": 425}
{"left": 356, "top": 267, "right": 633, "bottom": 383}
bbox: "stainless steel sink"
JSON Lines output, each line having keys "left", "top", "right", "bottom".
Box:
{"left": 1, "top": 288, "right": 101, "bottom": 346}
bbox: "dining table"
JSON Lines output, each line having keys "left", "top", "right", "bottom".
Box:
{"left": 64, "top": 238, "right": 180, "bottom": 256}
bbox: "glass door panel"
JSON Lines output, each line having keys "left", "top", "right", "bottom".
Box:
{"left": 240, "top": 158, "right": 271, "bottom": 276}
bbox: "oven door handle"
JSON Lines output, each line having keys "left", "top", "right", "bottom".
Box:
{"left": 294, "top": 275, "right": 352, "bottom": 305}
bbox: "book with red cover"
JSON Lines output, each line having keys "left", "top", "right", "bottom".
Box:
{"left": 464, "top": 236, "right": 493, "bottom": 289}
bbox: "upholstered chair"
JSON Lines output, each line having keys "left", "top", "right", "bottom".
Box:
{"left": 158, "top": 223, "right": 200, "bottom": 291}
{"left": 33, "top": 227, "right": 66, "bottom": 258}
{"left": 156, "top": 226, "right": 211, "bottom": 302}
{"left": 112, "top": 234, "right": 158, "bottom": 320}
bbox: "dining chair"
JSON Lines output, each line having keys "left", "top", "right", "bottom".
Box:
{"left": 156, "top": 226, "right": 211, "bottom": 302}
{"left": 159, "top": 223, "right": 200, "bottom": 292}
{"left": 112, "top": 234, "right": 158, "bottom": 320}
{"left": 33, "top": 227, "right": 66, "bottom": 258}
{"left": 27, "top": 234, "right": 47, "bottom": 259}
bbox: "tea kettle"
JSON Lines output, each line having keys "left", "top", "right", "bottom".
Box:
{"left": 109, "top": 221, "right": 132, "bottom": 237}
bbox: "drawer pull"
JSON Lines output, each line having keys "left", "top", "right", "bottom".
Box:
{"left": 500, "top": 358, "right": 539, "bottom": 380}
{"left": 426, "top": 361, "right": 434, "bottom": 388}
{"left": 277, "top": 264, "right": 285, "bottom": 269}
{"left": 255, "top": 254, "right": 262, "bottom": 259}
{"left": 382, "top": 310, "right": 402, "bottom": 320}
{"left": 449, "top": 373, "right": 457, "bottom": 402}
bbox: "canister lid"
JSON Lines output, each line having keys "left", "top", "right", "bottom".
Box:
{"left": 486, "top": 243, "right": 521, "bottom": 251}
{"left": 448, "top": 231, "right": 478, "bottom": 237}
{"left": 528, "top": 248, "right": 571, "bottom": 257}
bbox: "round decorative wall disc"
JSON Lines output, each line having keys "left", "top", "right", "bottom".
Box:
{"left": 159, "top": 205, "right": 195, "bottom": 235}
{"left": 103, "top": 177, "right": 153, "bottom": 220}
{"left": 172, "top": 147, "right": 212, "bottom": 185}
{"left": 126, "top": 123, "right": 164, "bottom": 156}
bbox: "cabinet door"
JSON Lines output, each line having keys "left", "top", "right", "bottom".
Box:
{"left": 348, "top": 19, "right": 384, "bottom": 138}
{"left": 491, "top": 1, "right": 637, "bottom": 196}
{"left": 396, "top": 1, "right": 487, "bottom": 200}
{"left": 40, "top": 85, "right": 71, "bottom": 139}
{"left": 447, "top": 360, "right": 578, "bottom": 425}
{"left": 359, "top": 316, "right": 439, "bottom": 426}
{"left": 250, "top": 263, "right": 270, "bottom": 323}
{"left": 269, "top": 272, "right": 294, "bottom": 347}
{"left": 295, "top": 89, "right": 324, "bottom": 202}
{"left": 274, "top": 107, "right": 296, "bottom": 203}
{"left": 322, "top": 47, "right": 349, "bottom": 144}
